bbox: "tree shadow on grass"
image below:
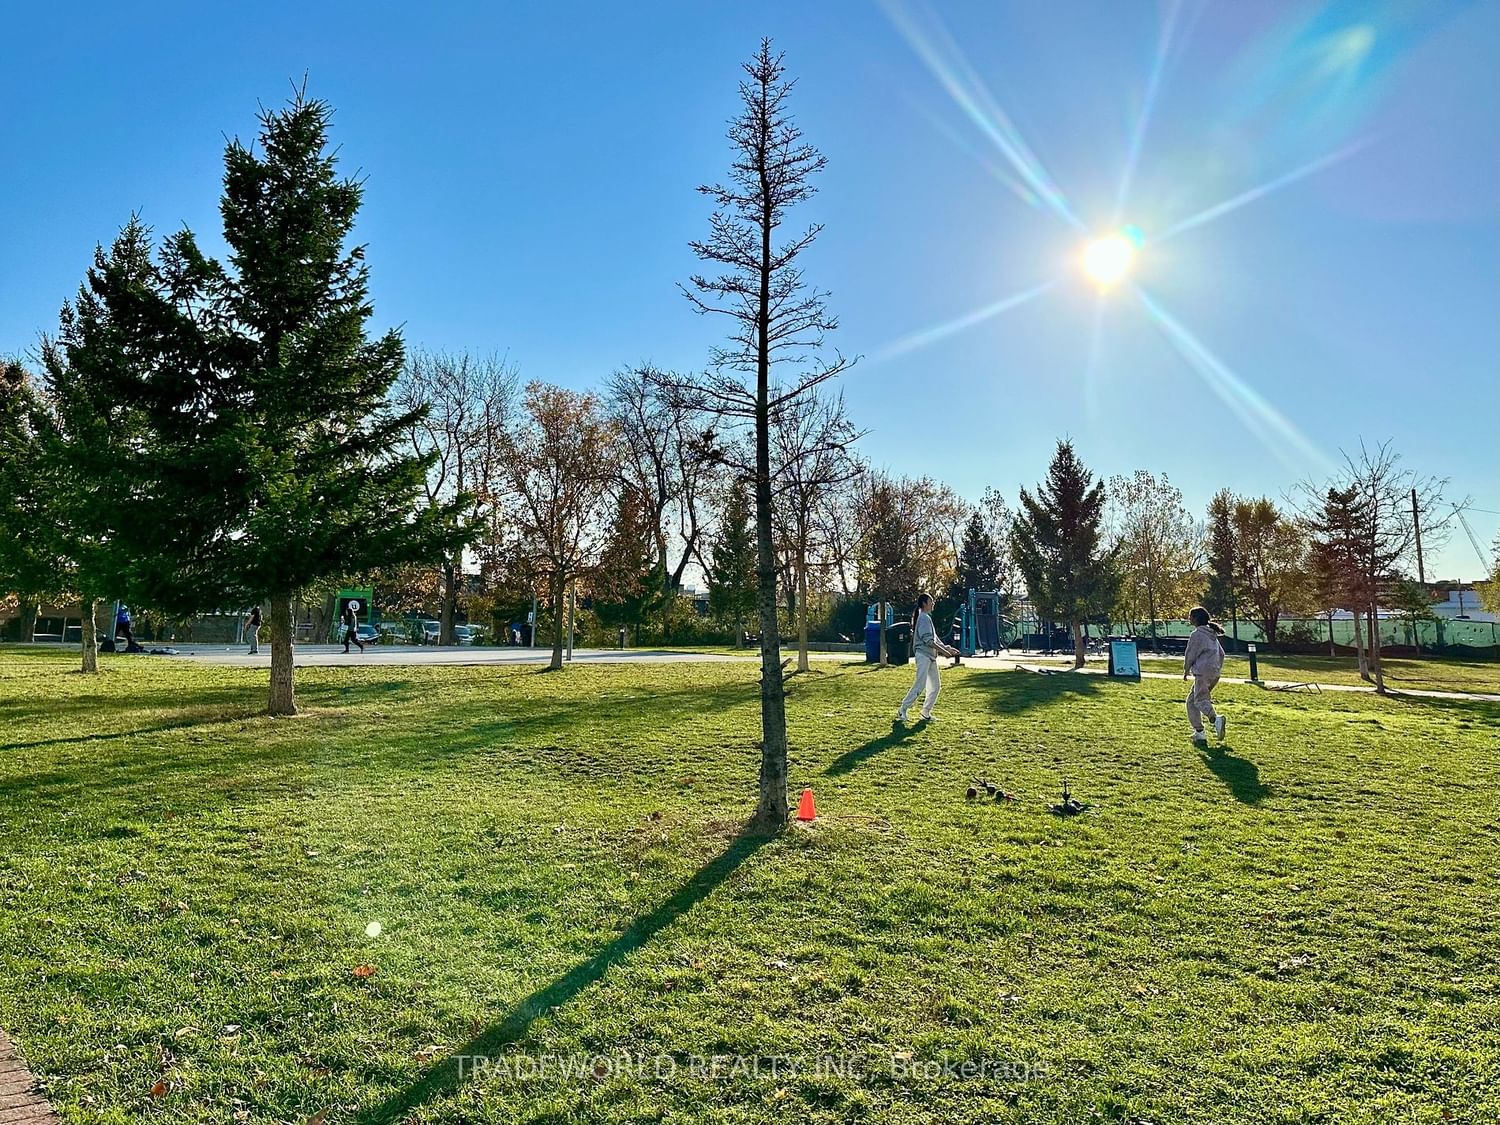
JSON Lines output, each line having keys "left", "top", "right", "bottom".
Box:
{"left": 354, "top": 830, "right": 770, "bottom": 1125}
{"left": 965, "top": 668, "right": 1106, "bottom": 715}
{"left": 824, "top": 722, "right": 917, "bottom": 776}
{"left": 1198, "top": 743, "right": 1268, "bottom": 804}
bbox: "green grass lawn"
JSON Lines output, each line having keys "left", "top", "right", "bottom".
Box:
{"left": 2, "top": 646, "right": 1497, "bottom": 1124}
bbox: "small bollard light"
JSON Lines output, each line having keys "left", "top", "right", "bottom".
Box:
{"left": 1247, "top": 643, "right": 1259, "bottom": 682}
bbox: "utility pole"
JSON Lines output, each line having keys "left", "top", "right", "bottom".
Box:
{"left": 1411, "top": 487, "right": 1425, "bottom": 585}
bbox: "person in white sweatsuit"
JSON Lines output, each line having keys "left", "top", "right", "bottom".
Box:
{"left": 899, "top": 593, "right": 959, "bottom": 723}
{"left": 1182, "top": 605, "right": 1226, "bottom": 744}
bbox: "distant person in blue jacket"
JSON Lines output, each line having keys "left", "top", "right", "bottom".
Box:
{"left": 114, "top": 605, "right": 136, "bottom": 651}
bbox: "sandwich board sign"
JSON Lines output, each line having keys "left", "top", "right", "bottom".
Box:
{"left": 1108, "top": 638, "right": 1140, "bottom": 678}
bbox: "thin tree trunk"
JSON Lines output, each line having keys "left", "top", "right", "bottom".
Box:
{"left": 19, "top": 598, "right": 38, "bottom": 644}
{"left": 878, "top": 599, "right": 888, "bottom": 665}
{"left": 751, "top": 183, "right": 788, "bottom": 832}
{"left": 1369, "top": 602, "right": 1385, "bottom": 693}
{"left": 1352, "top": 604, "right": 1369, "bottom": 679}
{"left": 80, "top": 598, "right": 100, "bottom": 673}
{"left": 440, "top": 558, "right": 458, "bottom": 645}
{"left": 796, "top": 553, "right": 810, "bottom": 674}
{"left": 549, "top": 575, "right": 566, "bottom": 671}
{"left": 1071, "top": 619, "right": 1086, "bottom": 668}
{"left": 268, "top": 594, "right": 296, "bottom": 715}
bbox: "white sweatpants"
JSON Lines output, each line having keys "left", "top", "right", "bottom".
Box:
{"left": 899, "top": 652, "right": 941, "bottom": 718}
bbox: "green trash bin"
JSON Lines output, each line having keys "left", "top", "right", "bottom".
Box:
{"left": 885, "top": 622, "right": 912, "bottom": 666}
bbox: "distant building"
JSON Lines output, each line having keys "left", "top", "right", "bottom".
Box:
{"left": 1429, "top": 585, "right": 1497, "bottom": 624}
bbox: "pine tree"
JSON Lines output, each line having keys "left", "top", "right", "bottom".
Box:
{"left": 45, "top": 95, "right": 468, "bottom": 707}
{"left": 1010, "top": 440, "right": 1117, "bottom": 668}
{"left": 707, "top": 480, "right": 758, "bottom": 646}
{"left": 594, "top": 483, "right": 666, "bottom": 644}
{"left": 1203, "top": 489, "right": 1236, "bottom": 626}
{"left": 947, "top": 509, "right": 1002, "bottom": 604}
{"left": 0, "top": 361, "right": 63, "bottom": 644}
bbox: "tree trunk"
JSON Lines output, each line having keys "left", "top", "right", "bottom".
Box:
{"left": 796, "top": 553, "right": 810, "bottom": 674}
{"left": 1327, "top": 613, "right": 1335, "bottom": 658}
{"left": 750, "top": 190, "right": 788, "bottom": 833}
{"left": 1352, "top": 605, "right": 1369, "bottom": 679}
{"left": 878, "top": 600, "right": 888, "bottom": 665}
{"left": 80, "top": 598, "right": 100, "bottom": 673}
{"left": 1071, "top": 618, "right": 1086, "bottom": 668}
{"left": 19, "top": 598, "right": 38, "bottom": 644}
{"left": 440, "top": 558, "right": 458, "bottom": 645}
{"left": 1369, "top": 603, "right": 1385, "bottom": 694}
{"left": 547, "top": 575, "right": 566, "bottom": 671}
{"left": 266, "top": 595, "right": 296, "bottom": 715}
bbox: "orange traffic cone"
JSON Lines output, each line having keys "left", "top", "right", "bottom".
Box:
{"left": 796, "top": 788, "right": 817, "bottom": 821}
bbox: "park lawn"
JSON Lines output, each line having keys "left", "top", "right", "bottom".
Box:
{"left": 1135, "top": 651, "right": 1500, "bottom": 694}
{"left": 1, "top": 647, "right": 1497, "bottom": 1125}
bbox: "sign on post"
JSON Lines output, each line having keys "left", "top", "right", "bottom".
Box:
{"left": 1108, "top": 638, "right": 1140, "bottom": 678}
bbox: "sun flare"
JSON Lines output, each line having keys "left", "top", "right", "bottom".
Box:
{"left": 1082, "top": 231, "right": 1138, "bottom": 288}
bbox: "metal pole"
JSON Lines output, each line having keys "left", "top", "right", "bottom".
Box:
{"left": 530, "top": 594, "right": 537, "bottom": 648}
{"left": 566, "top": 582, "right": 575, "bottom": 662}
{"left": 1411, "top": 487, "right": 1425, "bottom": 585}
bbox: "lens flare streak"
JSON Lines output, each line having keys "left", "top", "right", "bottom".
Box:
{"left": 1114, "top": 0, "right": 1187, "bottom": 222}
{"left": 878, "top": 0, "right": 1084, "bottom": 231}
{"left": 875, "top": 279, "right": 1059, "bottom": 361}
{"left": 1156, "top": 139, "right": 1369, "bottom": 243}
{"left": 1136, "top": 287, "right": 1334, "bottom": 473}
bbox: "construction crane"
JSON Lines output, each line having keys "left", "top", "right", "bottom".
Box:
{"left": 1453, "top": 503, "right": 1494, "bottom": 573}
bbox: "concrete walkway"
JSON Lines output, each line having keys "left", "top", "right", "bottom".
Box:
{"left": 0, "top": 1032, "right": 59, "bottom": 1125}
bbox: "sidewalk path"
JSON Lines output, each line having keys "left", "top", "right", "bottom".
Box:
{"left": 0, "top": 1032, "right": 60, "bottom": 1125}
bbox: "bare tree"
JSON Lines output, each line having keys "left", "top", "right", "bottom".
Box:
{"left": 771, "top": 391, "right": 862, "bottom": 671}
{"left": 663, "top": 40, "right": 853, "bottom": 830}
{"left": 394, "top": 350, "right": 516, "bottom": 644}
{"left": 606, "top": 366, "right": 722, "bottom": 640}
{"left": 498, "top": 382, "right": 620, "bottom": 670}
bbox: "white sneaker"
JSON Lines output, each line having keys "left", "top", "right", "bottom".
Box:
{"left": 1214, "top": 715, "right": 1227, "bottom": 741}
{"left": 1192, "top": 731, "right": 1208, "bottom": 745}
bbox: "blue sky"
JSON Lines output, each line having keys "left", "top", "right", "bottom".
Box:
{"left": 2, "top": 0, "right": 1495, "bottom": 578}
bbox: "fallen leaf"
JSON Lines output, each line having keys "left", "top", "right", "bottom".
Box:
{"left": 307, "top": 1111, "right": 328, "bottom": 1125}
{"left": 351, "top": 963, "right": 377, "bottom": 979}
{"left": 149, "top": 1079, "right": 168, "bottom": 1099}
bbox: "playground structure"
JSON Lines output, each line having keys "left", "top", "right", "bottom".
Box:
{"left": 957, "top": 589, "right": 1007, "bottom": 657}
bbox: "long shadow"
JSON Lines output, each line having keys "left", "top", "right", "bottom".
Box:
{"left": 354, "top": 831, "right": 770, "bottom": 1124}
{"left": 1, "top": 717, "right": 254, "bottom": 754}
{"left": 966, "top": 668, "right": 1106, "bottom": 715}
{"left": 1198, "top": 744, "right": 1268, "bottom": 804}
{"left": 824, "top": 722, "right": 917, "bottom": 776}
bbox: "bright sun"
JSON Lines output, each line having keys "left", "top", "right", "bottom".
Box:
{"left": 1081, "top": 231, "right": 1138, "bottom": 288}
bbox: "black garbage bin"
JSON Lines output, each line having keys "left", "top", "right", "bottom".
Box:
{"left": 885, "top": 622, "right": 912, "bottom": 666}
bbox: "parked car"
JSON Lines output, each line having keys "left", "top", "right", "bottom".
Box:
{"left": 377, "top": 622, "right": 408, "bottom": 644}
{"left": 452, "top": 625, "right": 475, "bottom": 646}
{"left": 418, "top": 619, "right": 440, "bottom": 645}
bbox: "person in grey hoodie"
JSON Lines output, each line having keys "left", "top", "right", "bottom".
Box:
{"left": 898, "top": 592, "right": 959, "bottom": 723}
{"left": 1183, "top": 606, "right": 1226, "bottom": 744}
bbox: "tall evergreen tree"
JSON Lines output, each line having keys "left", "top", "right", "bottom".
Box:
{"left": 594, "top": 482, "right": 666, "bottom": 644}
{"left": 947, "top": 509, "right": 1002, "bottom": 605}
{"left": 46, "top": 95, "right": 467, "bottom": 708}
{"left": 1011, "top": 440, "right": 1117, "bottom": 668}
{"left": 1203, "top": 488, "right": 1237, "bottom": 625}
{"left": 0, "top": 361, "right": 63, "bottom": 643}
{"left": 707, "top": 480, "right": 758, "bottom": 645}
